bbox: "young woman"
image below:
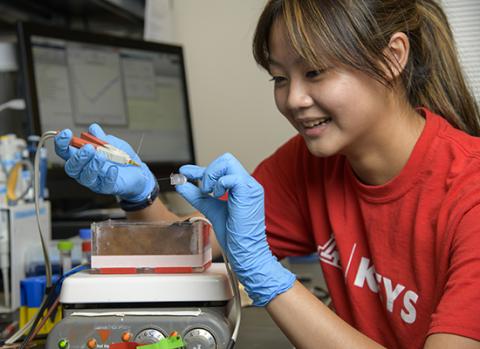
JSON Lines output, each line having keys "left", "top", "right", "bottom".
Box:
{"left": 55, "top": 0, "right": 480, "bottom": 347}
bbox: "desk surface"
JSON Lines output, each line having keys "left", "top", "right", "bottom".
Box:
{"left": 236, "top": 307, "right": 292, "bottom": 348}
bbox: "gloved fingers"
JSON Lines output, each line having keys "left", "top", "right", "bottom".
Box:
{"left": 214, "top": 174, "right": 263, "bottom": 198}
{"left": 203, "top": 153, "right": 249, "bottom": 193}
{"left": 79, "top": 152, "right": 106, "bottom": 189}
{"left": 176, "top": 182, "right": 222, "bottom": 214}
{"left": 176, "top": 182, "right": 211, "bottom": 210}
{"left": 101, "top": 165, "right": 118, "bottom": 194}
{"left": 176, "top": 182, "right": 228, "bottom": 245}
{"left": 54, "top": 129, "right": 75, "bottom": 161}
{"left": 179, "top": 164, "right": 206, "bottom": 180}
{"left": 64, "top": 144, "right": 96, "bottom": 179}
{"left": 88, "top": 123, "right": 107, "bottom": 140}
{"left": 89, "top": 123, "right": 139, "bottom": 160}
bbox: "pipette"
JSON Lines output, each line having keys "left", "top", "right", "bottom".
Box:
{"left": 67, "top": 131, "right": 140, "bottom": 166}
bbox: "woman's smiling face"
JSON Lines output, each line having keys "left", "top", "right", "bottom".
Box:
{"left": 268, "top": 19, "right": 393, "bottom": 159}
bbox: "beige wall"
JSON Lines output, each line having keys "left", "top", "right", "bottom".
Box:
{"left": 171, "top": 0, "right": 296, "bottom": 172}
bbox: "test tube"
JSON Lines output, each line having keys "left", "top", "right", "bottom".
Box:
{"left": 57, "top": 240, "right": 73, "bottom": 275}
{"left": 79, "top": 228, "right": 92, "bottom": 265}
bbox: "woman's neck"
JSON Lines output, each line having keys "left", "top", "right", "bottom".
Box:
{"left": 346, "top": 105, "right": 426, "bottom": 186}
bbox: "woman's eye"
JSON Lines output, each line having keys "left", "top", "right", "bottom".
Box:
{"left": 306, "top": 69, "right": 325, "bottom": 78}
{"left": 269, "top": 76, "right": 287, "bottom": 84}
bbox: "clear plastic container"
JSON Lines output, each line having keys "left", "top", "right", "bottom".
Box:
{"left": 57, "top": 240, "right": 74, "bottom": 275}
{"left": 90, "top": 219, "right": 212, "bottom": 274}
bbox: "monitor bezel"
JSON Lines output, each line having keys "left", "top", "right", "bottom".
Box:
{"left": 16, "top": 21, "right": 196, "bottom": 191}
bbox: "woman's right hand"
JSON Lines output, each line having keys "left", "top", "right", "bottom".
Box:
{"left": 54, "top": 123, "right": 156, "bottom": 203}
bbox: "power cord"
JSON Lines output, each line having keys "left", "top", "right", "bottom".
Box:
{"left": 4, "top": 131, "right": 57, "bottom": 345}
{"left": 188, "top": 217, "right": 241, "bottom": 348}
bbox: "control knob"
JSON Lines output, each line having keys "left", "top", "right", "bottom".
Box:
{"left": 134, "top": 329, "right": 166, "bottom": 344}
{"left": 183, "top": 328, "right": 216, "bottom": 349}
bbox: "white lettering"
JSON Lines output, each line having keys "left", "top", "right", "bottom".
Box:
{"left": 400, "top": 290, "right": 419, "bottom": 324}
{"left": 354, "top": 257, "right": 379, "bottom": 292}
{"left": 383, "top": 278, "right": 406, "bottom": 312}
{"left": 353, "top": 257, "right": 419, "bottom": 324}
{"left": 318, "top": 235, "right": 342, "bottom": 269}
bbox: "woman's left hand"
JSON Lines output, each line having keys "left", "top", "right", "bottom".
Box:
{"left": 176, "top": 153, "right": 296, "bottom": 306}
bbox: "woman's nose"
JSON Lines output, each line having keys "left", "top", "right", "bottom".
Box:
{"left": 286, "top": 82, "right": 313, "bottom": 110}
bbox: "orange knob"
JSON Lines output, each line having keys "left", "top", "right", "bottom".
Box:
{"left": 121, "top": 332, "right": 132, "bottom": 342}
{"left": 87, "top": 338, "right": 97, "bottom": 349}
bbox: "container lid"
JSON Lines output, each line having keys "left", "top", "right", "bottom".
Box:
{"left": 79, "top": 228, "right": 91, "bottom": 240}
{"left": 60, "top": 263, "right": 233, "bottom": 303}
{"left": 57, "top": 240, "right": 74, "bottom": 252}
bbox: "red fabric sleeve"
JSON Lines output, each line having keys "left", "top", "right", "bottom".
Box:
{"left": 252, "top": 136, "right": 317, "bottom": 259}
{"left": 428, "top": 204, "right": 480, "bottom": 341}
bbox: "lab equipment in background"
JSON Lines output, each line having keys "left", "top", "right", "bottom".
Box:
{"left": 57, "top": 241, "right": 73, "bottom": 275}
{"left": 0, "top": 42, "right": 18, "bottom": 72}
{"left": 0, "top": 99, "right": 25, "bottom": 113}
{"left": 19, "top": 274, "right": 61, "bottom": 335}
{"left": 17, "top": 22, "right": 196, "bottom": 232}
{"left": 0, "top": 169, "right": 6, "bottom": 206}
{"left": 91, "top": 219, "right": 211, "bottom": 274}
{"left": 47, "top": 263, "right": 235, "bottom": 349}
{"left": 27, "top": 135, "right": 48, "bottom": 200}
{"left": 79, "top": 228, "right": 92, "bottom": 265}
{"left": 7, "top": 130, "right": 241, "bottom": 348}
{"left": 0, "top": 201, "right": 51, "bottom": 313}
{"left": 0, "top": 134, "right": 34, "bottom": 205}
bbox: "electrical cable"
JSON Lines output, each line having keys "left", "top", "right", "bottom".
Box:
{"left": 222, "top": 249, "right": 241, "bottom": 349}
{"left": 188, "top": 216, "right": 241, "bottom": 348}
{"left": 18, "top": 264, "right": 89, "bottom": 349}
{"left": 4, "top": 309, "right": 40, "bottom": 345}
{"left": 29, "top": 297, "right": 61, "bottom": 341}
{"left": 33, "top": 131, "right": 57, "bottom": 291}
{"left": 5, "top": 131, "right": 57, "bottom": 346}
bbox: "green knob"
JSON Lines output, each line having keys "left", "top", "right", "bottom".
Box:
{"left": 58, "top": 339, "right": 69, "bottom": 349}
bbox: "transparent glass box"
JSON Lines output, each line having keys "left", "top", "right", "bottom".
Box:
{"left": 90, "top": 219, "right": 212, "bottom": 273}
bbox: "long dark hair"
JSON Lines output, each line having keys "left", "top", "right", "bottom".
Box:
{"left": 253, "top": 0, "right": 480, "bottom": 136}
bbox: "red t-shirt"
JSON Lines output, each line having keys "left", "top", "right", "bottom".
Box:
{"left": 252, "top": 108, "right": 480, "bottom": 348}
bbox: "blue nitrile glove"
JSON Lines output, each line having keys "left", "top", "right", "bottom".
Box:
{"left": 175, "top": 153, "right": 296, "bottom": 306}
{"left": 54, "top": 124, "right": 155, "bottom": 202}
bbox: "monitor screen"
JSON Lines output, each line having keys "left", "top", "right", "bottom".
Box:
{"left": 17, "top": 22, "right": 195, "bottom": 204}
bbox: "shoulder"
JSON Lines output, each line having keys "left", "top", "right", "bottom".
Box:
{"left": 429, "top": 109, "right": 480, "bottom": 162}
{"left": 425, "top": 110, "right": 480, "bottom": 229}
{"left": 425, "top": 109, "right": 480, "bottom": 187}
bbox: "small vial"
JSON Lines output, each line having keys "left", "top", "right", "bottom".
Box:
{"left": 170, "top": 173, "right": 187, "bottom": 186}
{"left": 79, "top": 228, "right": 92, "bottom": 265}
{"left": 57, "top": 240, "right": 74, "bottom": 275}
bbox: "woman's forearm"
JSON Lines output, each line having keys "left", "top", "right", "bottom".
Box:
{"left": 266, "top": 281, "right": 385, "bottom": 349}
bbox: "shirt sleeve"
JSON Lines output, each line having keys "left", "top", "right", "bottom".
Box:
{"left": 428, "top": 204, "right": 480, "bottom": 341}
{"left": 253, "top": 136, "right": 317, "bottom": 259}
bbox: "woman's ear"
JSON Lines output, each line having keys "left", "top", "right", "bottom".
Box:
{"left": 384, "top": 32, "right": 410, "bottom": 80}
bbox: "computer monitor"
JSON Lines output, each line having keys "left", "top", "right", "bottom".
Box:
{"left": 16, "top": 22, "right": 195, "bottom": 218}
